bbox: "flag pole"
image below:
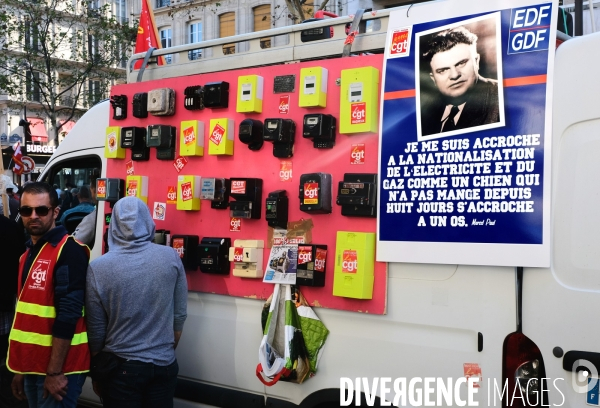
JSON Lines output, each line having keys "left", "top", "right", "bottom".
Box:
{"left": 0, "top": 146, "right": 9, "bottom": 217}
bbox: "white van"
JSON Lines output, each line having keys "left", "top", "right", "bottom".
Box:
{"left": 38, "top": 4, "right": 600, "bottom": 408}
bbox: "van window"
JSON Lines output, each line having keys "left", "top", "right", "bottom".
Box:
{"left": 39, "top": 155, "right": 101, "bottom": 246}
{"left": 41, "top": 156, "right": 101, "bottom": 191}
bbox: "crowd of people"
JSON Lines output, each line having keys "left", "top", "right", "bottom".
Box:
{"left": 0, "top": 181, "right": 188, "bottom": 408}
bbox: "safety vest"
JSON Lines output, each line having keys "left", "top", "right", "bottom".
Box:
{"left": 7, "top": 235, "right": 90, "bottom": 375}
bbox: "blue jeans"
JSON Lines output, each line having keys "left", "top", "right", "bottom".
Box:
{"left": 23, "top": 373, "right": 86, "bottom": 408}
{"left": 101, "top": 359, "right": 178, "bottom": 408}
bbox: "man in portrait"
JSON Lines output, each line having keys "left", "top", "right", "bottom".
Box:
{"left": 420, "top": 25, "right": 501, "bottom": 137}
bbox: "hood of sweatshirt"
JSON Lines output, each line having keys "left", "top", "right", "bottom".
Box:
{"left": 108, "top": 196, "right": 155, "bottom": 251}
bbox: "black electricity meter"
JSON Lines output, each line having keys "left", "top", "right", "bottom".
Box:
{"left": 296, "top": 244, "right": 327, "bottom": 287}
{"left": 198, "top": 237, "right": 231, "bottom": 274}
{"left": 171, "top": 235, "right": 199, "bottom": 270}
{"left": 303, "top": 114, "right": 336, "bottom": 148}
{"left": 239, "top": 119, "right": 264, "bottom": 151}
{"left": 299, "top": 173, "right": 332, "bottom": 214}
{"left": 201, "top": 178, "right": 230, "bottom": 210}
{"left": 121, "top": 127, "right": 149, "bottom": 162}
{"left": 120, "top": 127, "right": 144, "bottom": 148}
{"left": 263, "top": 118, "right": 295, "bottom": 158}
{"left": 265, "top": 190, "right": 288, "bottom": 229}
{"left": 96, "top": 178, "right": 124, "bottom": 203}
{"left": 204, "top": 81, "right": 229, "bottom": 108}
{"left": 110, "top": 95, "right": 127, "bottom": 120}
{"left": 184, "top": 86, "right": 204, "bottom": 110}
{"left": 229, "top": 178, "right": 262, "bottom": 219}
{"left": 336, "top": 173, "right": 378, "bottom": 217}
{"left": 147, "top": 124, "right": 176, "bottom": 160}
{"left": 132, "top": 93, "right": 148, "bottom": 118}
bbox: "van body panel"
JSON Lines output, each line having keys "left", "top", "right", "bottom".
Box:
{"left": 38, "top": 14, "right": 600, "bottom": 408}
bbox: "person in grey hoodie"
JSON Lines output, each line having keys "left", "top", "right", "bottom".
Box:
{"left": 85, "top": 196, "right": 187, "bottom": 408}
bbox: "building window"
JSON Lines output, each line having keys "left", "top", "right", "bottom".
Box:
{"left": 115, "top": 0, "right": 127, "bottom": 24}
{"left": 253, "top": 5, "right": 271, "bottom": 49}
{"left": 24, "top": 20, "right": 40, "bottom": 52}
{"left": 58, "top": 74, "right": 75, "bottom": 106}
{"left": 156, "top": 0, "right": 169, "bottom": 8}
{"left": 88, "top": 34, "right": 99, "bottom": 62}
{"left": 26, "top": 71, "right": 41, "bottom": 102}
{"left": 115, "top": 40, "right": 127, "bottom": 68}
{"left": 188, "top": 22, "right": 202, "bottom": 60}
{"left": 219, "top": 12, "right": 235, "bottom": 54}
{"left": 88, "top": 80, "right": 102, "bottom": 106}
{"left": 160, "top": 28, "right": 172, "bottom": 64}
{"left": 88, "top": 0, "right": 100, "bottom": 17}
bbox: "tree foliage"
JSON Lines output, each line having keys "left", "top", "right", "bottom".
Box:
{"left": 0, "top": 0, "right": 137, "bottom": 143}
{"left": 164, "top": 0, "right": 330, "bottom": 25}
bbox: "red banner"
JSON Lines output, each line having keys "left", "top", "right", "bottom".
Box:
{"left": 134, "top": 0, "right": 164, "bottom": 69}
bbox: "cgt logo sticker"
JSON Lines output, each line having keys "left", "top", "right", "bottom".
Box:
{"left": 233, "top": 247, "right": 244, "bottom": 262}
{"left": 127, "top": 180, "right": 138, "bottom": 197}
{"left": 173, "top": 156, "right": 188, "bottom": 173}
{"left": 315, "top": 248, "right": 327, "bottom": 272}
{"left": 181, "top": 182, "right": 192, "bottom": 201}
{"left": 390, "top": 27, "right": 411, "bottom": 57}
{"left": 230, "top": 217, "right": 241, "bottom": 232}
{"left": 303, "top": 182, "right": 319, "bottom": 205}
{"left": 172, "top": 238, "right": 185, "bottom": 258}
{"left": 342, "top": 250, "right": 358, "bottom": 273}
{"left": 167, "top": 186, "right": 177, "bottom": 204}
{"left": 96, "top": 180, "right": 106, "bottom": 198}
{"left": 29, "top": 259, "right": 51, "bottom": 290}
{"left": 351, "top": 103, "right": 366, "bottom": 124}
{"left": 183, "top": 127, "right": 196, "bottom": 145}
{"left": 210, "top": 124, "right": 226, "bottom": 146}
{"left": 231, "top": 180, "right": 246, "bottom": 195}
{"left": 279, "top": 95, "right": 290, "bottom": 114}
{"left": 298, "top": 246, "right": 312, "bottom": 264}
{"left": 351, "top": 144, "right": 365, "bottom": 165}
{"left": 280, "top": 160, "right": 292, "bottom": 182}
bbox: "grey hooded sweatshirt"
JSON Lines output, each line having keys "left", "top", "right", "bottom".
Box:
{"left": 86, "top": 196, "right": 188, "bottom": 365}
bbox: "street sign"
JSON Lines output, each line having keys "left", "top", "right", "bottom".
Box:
{"left": 21, "top": 156, "right": 35, "bottom": 174}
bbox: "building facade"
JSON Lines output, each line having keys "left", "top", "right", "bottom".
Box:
{"left": 0, "top": 0, "right": 132, "bottom": 179}
{"left": 139, "top": 0, "right": 372, "bottom": 63}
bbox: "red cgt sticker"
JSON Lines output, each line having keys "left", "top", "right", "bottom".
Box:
{"left": 342, "top": 250, "right": 357, "bottom": 273}
{"left": 180, "top": 182, "right": 193, "bottom": 201}
{"left": 210, "top": 124, "right": 226, "bottom": 146}
{"left": 230, "top": 217, "right": 241, "bottom": 232}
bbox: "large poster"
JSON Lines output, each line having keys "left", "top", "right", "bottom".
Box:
{"left": 377, "top": 0, "right": 557, "bottom": 266}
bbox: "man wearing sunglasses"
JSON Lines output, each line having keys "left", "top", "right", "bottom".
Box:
{"left": 7, "top": 182, "right": 90, "bottom": 408}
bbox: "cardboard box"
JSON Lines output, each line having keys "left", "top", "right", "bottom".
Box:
{"left": 180, "top": 120, "right": 204, "bottom": 156}
{"left": 208, "top": 118, "right": 234, "bottom": 156}
{"left": 333, "top": 231, "right": 375, "bottom": 299}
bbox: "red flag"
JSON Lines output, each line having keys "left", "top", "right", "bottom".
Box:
{"left": 134, "top": 0, "right": 164, "bottom": 69}
{"left": 12, "top": 142, "right": 24, "bottom": 175}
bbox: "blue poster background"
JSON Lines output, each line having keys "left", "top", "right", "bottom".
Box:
{"left": 379, "top": 6, "right": 551, "bottom": 244}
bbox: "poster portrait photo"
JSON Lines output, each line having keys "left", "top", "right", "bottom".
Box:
{"left": 416, "top": 13, "right": 506, "bottom": 141}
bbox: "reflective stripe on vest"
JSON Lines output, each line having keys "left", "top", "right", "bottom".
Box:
{"left": 7, "top": 235, "right": 91, "bottom": 375}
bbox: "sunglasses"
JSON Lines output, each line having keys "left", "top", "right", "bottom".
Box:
{"left": 18, "top": 206, "right": 54, "bottom": 217}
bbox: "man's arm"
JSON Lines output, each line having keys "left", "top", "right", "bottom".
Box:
{"left": 85, "top": 264, "right": 108, "bottom": 353}
{"left": 172, "top": 252, "right": 188, "bottom": 347}
{"left": 72, "top": 209, "right": 97, "bottom": 245}
{"left": 43, "top": 338, "right": 72, "bottom": 400}
{"left": 47, "top": 239, "right": 89, "bottom": 400}
{"left": 174, "top": 331, "right": 182, "bottom": 349}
